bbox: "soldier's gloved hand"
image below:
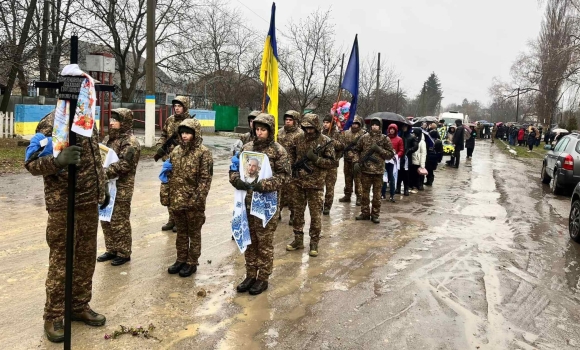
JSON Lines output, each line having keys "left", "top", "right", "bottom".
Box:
{"left": 252, "top": 181, "right": 264, "bottom": 193}
{"left": 154, "top": 147, "right": 165, "bottom": 162}
{"left": 233, "top": 178, "right": 250, "bottom": 191}
{"left": 353, "top": 163, "right": 361, "bottom": 176}
{"left": 99, "top": 183, "right": 110, "bottom": 210}
{"left": 370, "top": 143, "right": 382, "bottom": 152}
{"left": 306, "top": 148, "right": 319, "bottom": 162}
{"left": 55, "top": 145, "right": 82, "bottom": 167}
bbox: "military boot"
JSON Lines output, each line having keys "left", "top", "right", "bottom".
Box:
{"left": 309, "top": 243, "right": 319, "bottom": 257}
{"left": 355, "top": 214, "right": 370, "bottom": 220}
{"left": 168, "top": 261, "right": 185, "bottom": 274}
{"left": 286, "top": 233, "right": 304, "bottom": 251}
{"left": 162, "top": 221, "right": 175, "bottom": 231}
{"left": 72, "top": 308, "right": 106, "bottom": 326}
{"left": 371, "top": 216, "right": 380, "bottom": 224}
{"left": 236, "top": 276, "right": 256, "bottom": 293}
{"left": 44, "top": 320, "right": 64, "bottom": 343}
{"left": 248, "top": 280, "right": 268, "bottom": 295}
{"left": 322, "top": 207, "right": 330, "bottom": 215}
{"left": 355, "top": 197, "right": 361, "bottom": 206}
{"left": 338, "top": 195, "right": 351, "bottom": 202}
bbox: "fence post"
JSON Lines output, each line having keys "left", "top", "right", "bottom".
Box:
{"left": 9, "top": 112, "right": 14, "bottom": 137}
{"left": 0, "top": 112, "right": 4, "bottom": 138}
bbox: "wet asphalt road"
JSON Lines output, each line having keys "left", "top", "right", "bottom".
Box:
{"left": 1, "top": 138, "right": 580, "bottom": 349}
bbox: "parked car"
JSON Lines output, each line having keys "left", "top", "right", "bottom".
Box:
{"left": 569, "top": 183, "right": 580, "bottom": 243}
{"left": 541, "top": 133, "right": 580, "bottom": 194}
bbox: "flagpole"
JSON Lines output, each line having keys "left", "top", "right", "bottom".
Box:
{"left": 332, "top": 53, "right": 345, "bottom": 135}
{"left": 261, "top": 70, "right": 268, "bottom": 112}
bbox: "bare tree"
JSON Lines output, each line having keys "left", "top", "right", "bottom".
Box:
{"left": 356, "top": 53, "right": 399, "bottom": 116}
{"left": 278, "top": 8, "right": 341, "bottom": 114}
{"left": 71, "top": 0, "right": 197, "bottom": 102}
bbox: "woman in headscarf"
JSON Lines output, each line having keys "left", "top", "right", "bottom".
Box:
{"left": 410, "top": 128, "right": 427, "bottom": 193}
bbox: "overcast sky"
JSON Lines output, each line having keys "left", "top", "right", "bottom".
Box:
{"left": 235, "top": 0, "right": 545, "bottom": 108}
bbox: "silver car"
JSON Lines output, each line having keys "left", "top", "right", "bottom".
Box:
{"left": 541, "top": 133, "right": 580, "bottom": 194}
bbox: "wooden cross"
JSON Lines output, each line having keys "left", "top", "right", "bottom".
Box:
{"left": 33, "top": 35, "right": 114, "bottom": 350}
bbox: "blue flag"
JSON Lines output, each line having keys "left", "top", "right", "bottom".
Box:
{"left": 341, "top": 35, "right": 359, "bottom": 131}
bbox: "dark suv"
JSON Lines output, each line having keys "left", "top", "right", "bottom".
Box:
{"left": 541, "top": 133, "right": 580, "bottom": 194}
{"left": 569, "top": 184, "right": 580, "bottom": 243}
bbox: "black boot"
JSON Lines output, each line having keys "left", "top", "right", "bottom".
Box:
{"left": 111, "top": 256, "right": 130, "bottom": 266}
{"left": 404, "top": 189, "right": 410, "bottom": 196}
{"left": 236, "top": 276, "right": 256, "bottom": 293}
{"left": 96, "top": 252, "right": 116, "bottom": 262}
{"left": 179, "top": 264, "right": 197, "bottom": 277}
{"left": 168, "top": 261, "right": 185, "bottom": 274}
{"left": 161, "top": 221, "right": 175, "bottom": 231}
{"left": 249, "top": 280, "right": 269, "bottom": 295}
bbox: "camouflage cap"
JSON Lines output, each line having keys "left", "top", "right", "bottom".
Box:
{"left": 172, "top": 96, "right": 190, "bottom": 108}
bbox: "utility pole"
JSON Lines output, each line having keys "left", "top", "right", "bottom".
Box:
{"left": 515, "top": 87, "right": 520, "bottom": 123}
{"left": 144, "top": 0, "right": 156, "bottom": 147}
{"left": 395, "top": 79, "right": 399, "bottom": 114}
{"left": 375, "top": 52, "right": 380, "bottom": 112}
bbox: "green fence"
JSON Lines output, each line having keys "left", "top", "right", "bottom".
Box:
{"left": 213, "top": 104, "right": 239, "bottom": 131}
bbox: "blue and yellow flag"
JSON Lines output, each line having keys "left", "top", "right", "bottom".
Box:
{"left": 260, "top": 2, "right": 279, "bottom": 139}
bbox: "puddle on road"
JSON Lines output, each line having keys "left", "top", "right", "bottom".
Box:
{"left": 209, "top": 218, "right": 425, "bottom": 349}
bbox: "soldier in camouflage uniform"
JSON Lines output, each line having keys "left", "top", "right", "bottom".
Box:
{"left": 277, "top": 110, "right": 302, "bottom": 224}
{"left": 339, "top": 115, "right": 366, "bottom": 206}
{"left": 156, "top": 96, "right": 193, "bottom": 232}
{"left": 353, "top": 117, "right": 394, "bottom": 224}
{"left": 240, "top": 110, "right": 261, "bottom": 145}
{"left": 321, "top": 115, "right": 344, "bottom": 215}
{"left": 25, "top": 112, "right": 108, "bottom": 343}
{"left": 166, "top": 118, "right": 213, "bottom": 277}
{"left": 287, "top": 113, "right": 335, "bottom": 257}
{"left": 97, "top": 108, "right": 141, "bottom": 266}
{"left": 230, "top": 113, "right": 290, "bottom": 295}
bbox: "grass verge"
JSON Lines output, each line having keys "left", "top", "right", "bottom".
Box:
{"left": 0, "top": 139, "right": 26, "bottom": 174}
{"left": 496, "top": 139, "right": 548, "bottom": 159}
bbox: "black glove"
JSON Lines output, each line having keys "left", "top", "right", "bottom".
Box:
{"left": 306, "top": 148, "right": 319, "bottom": 162}
{"left": 252, "top": 181, "right": 264, "bottom": 192}
{"left": 99, "top": 183, "right": 111, "bottom": 210}
{"left": 154, "top": 148, "right": 166, "bottom": 162}
{"left": 55, "top": 145, "right": 82, "bottom": 167}
{"left": 233, "top": 178, "right": 250, "bottom": 191}
{"left": 353, "top": 163, "right": 361, "bottom": 176}
{"left": 370, "top": 143, "right": 382, "bottom": 152}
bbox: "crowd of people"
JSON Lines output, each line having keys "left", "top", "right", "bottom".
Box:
{"left": 25, "top": 95, "right": 488, "bottom": 343}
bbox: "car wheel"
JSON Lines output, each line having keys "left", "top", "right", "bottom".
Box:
{"left": 550, "top": 169, "right": 563, "bottom": 195}
{"left": 570, "top": 200, "right": 580, "bottom": 243}
{"left": 541, "top": 163, "right": 551, "bottom": 184}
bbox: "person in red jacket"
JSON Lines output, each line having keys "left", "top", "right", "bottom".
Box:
{"left": 517, "top": 127, "right": 525, "bottom": 146}
{"left": 381, "top": 123, "right": 404, "bottom": 202}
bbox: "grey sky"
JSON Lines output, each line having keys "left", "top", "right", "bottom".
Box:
{"left": 236, "top": 0, "right": 545, "bottom": 109}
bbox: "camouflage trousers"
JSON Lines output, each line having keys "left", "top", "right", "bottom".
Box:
{"left": 173, "top": 210, "right": 205, "bottom": 265}
{"left": 343, "top": 160, "right": 362, "bottom": 199}
{"left": 44, "top": 208, "right": 98, "bottom": 321}
{"left": 280, "top": 180, "right": 298, "bottom": 214}
{"left": 101, "top": 201, "right": 132, "bottom": 258}
{"left": 324, "top": 167, "right": 338, "bottom": 210}
{"left": 293, "top": 187, "right": 324, "bottom": 244}
{"left": 246, "top": 209, "right": 278, "bottom": 281}
{"left": 361, "top": 173, "right": 383, "bottom": 218}
{"left": 168, "top": 207, "right": 174, "bottom": 225}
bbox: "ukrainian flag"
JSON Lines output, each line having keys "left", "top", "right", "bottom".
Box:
{"left": 260, "top": 2, "right": 279, "bottom": 139}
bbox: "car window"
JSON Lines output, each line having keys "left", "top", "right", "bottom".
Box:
{"left": 555, "top": 138, "right": 569, "bottom": 152}
{"left": 576, "top": 140, "right": 580, "bottom": 154}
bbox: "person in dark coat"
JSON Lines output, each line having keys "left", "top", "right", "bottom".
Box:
{"left": 465, "top": 125, "right": 477, "bottom": 159}
{"left": 396, "top": 123, "right": 416, "bottom": 196}
{"left": 425, "top": 129, "right": 443, "bottom": 186}
{"left": 449, "top": 119, "right": 464, "bottom": 168}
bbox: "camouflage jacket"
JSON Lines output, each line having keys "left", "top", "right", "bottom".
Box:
{"left": 340, "top": 116, "right": 366, "bottom": 162}
{"left": 277, "top": 124, "right": 303, "bottom": 166}
{"left": 230, "top": 113, "right": 290, "bottom": 208}
{"left": 102, "top": 108, "right": 141, "bottom": 202}
{"left": 293, "top": 114, "right": 336, "bottom": 189}
{"left": 353, "top": 118, "right": 395, "bottom": 175}
{"left": 156, "top": 111, "right": 193, "bottom": 161}
{"left": 322, "top": 126, "right": 345, "bottom": 167}
{"left": 168, "top": 118, "right": 213, "bottom": 212}
{"left": 25, "top": 112, "right": 107, "bottom": 211}
{"left": 240, "top": 132, "right": 255, "bottom": 146}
